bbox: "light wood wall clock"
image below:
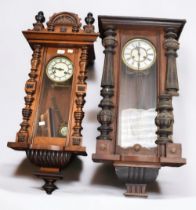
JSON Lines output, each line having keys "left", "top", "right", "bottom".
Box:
{"left": 8, "top": 11, "right": 98, "bottom": 194}
{"left": 92, "top": 15, "right": 186, "bottom": 197}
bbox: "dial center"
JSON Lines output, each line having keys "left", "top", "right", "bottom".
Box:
{"left": 53, "top": 62, "right": 68, "bottom": 77}
{"left": 131, "top": 47, "right": 147, "bottom": 62}
{"left": 122, "top": 38, "right": 156, "bottom": 71}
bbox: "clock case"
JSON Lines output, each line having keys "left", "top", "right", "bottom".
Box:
{"left": 92, "top": 16, "right": 186, "bottom": 197}
{"left": 7, "top": 11, "right": 98, "bottom": 194}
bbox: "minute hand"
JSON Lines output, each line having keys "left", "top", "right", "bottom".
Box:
{"left": 137, "top": 47, "right": 141, "bottom": 70}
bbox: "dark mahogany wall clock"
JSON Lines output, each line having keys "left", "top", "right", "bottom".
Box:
{"left": 92, "top": 15, "right": 186, "bottom": 197}
{"left": 7, "top": 11, "right": 98, "bottom": 194}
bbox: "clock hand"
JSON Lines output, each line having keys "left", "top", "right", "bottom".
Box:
{"left": 137, "top": 46, "right": 141, "bottom": 70}
{"left": 52, "top": 67, "right": 64, "bottom": 71}
{"left": 64, "top": 71, "right": 71, "bottom": 75}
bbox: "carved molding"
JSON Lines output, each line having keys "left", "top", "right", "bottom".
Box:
{"left": 97, "top": 28, "right": 117, "bottom": 140}
{"left": 115, "top": 166, "right": 159, "bottom": 197}
{"left": 47, "top": 12, "right": 82, "bottom": 32}
{"left": 26, "top": 149, "right": 71, "bottom": 168}
{"left": 72, "top": 46, "right": 88, "bottom": 146}
{"left": 164, "top": 28, "right": 180, "bottom": 96}
{"left": 17, "top": 45, "right": 41, "bottom": 143}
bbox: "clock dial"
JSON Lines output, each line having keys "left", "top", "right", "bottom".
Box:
{"left": 122, "top": 38, "right": 156, "bottom": 71}
{"left": 46, "top": 57, "right": 73, "bottom": 82}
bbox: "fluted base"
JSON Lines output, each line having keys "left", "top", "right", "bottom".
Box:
{"left": 26, "top": 149, "right": 71, "bottom": 168}
{"left": 124, "top": 184, "right": 147, "bottom": 197}
{"left": 26, "top": 149, "right": 71, "bottom": 194}
{"left": 115, "top": 166, "right": 159, "bottom": 197}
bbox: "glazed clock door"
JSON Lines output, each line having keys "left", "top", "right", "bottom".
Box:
{"left": 34, "top": 47, "right": 77, "bottom": 145}
{"left": 117, "top": 34, "right": 158, "bottom": 150}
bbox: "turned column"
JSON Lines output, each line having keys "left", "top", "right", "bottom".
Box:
{"left": 72, "top": 46, "right": 88, "bottom": 146}
{"left": 164, "top": 28, "right": 180, "bottom": 96}
{"left": 97, "top": 27, "right": 117, "bottom": 140}
{"left": 17, "top": 45, "right": 41, "bottom": 143}
{"left": 155, "top": 94, "right": 174, "bottom": 157}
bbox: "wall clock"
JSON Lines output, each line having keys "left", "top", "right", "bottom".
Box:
{"left": 7, "top": 11, "right": 98, "bottom": 194}
{"left": 92, "top": 15, "right": 186, "bottom": 197}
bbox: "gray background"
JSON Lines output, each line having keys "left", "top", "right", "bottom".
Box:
{"left": 0, "top": 0, "right": 195, "bottom": 209}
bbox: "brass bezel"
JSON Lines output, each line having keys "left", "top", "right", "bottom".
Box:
{"left": 122, "top": 38, "right": 156, "bottom": 71}
{"left": 46, "top": 56, "right": 74, "bottom": 83}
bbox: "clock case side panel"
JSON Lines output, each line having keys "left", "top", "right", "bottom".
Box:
{"left": 92, "top": 26, "right": 121, "bottom": 162}
{"left": 7, "top": 45, "right": 45, "bottom": 150}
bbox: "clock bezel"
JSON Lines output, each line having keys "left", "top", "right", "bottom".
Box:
{"left": 121, "top": 38, "right": 157, "bottom": 71}
{"left": 46, "top": 56, "right": 74, "bottom": 83}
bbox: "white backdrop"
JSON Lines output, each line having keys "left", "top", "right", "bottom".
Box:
{"left": 0, "top": 0, "right": 195, "bottom": 209}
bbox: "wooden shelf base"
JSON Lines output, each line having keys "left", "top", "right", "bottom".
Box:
{"left": 124, "top": 184, "right": 148, "bottom": 197}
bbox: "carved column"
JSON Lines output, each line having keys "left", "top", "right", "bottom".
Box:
{"left": 155, "top": 94, "right": 174, "bottom": 157}
{"left": 164, "top": 28, "right": 180, "bottom": 96}
{"left": 97, "top": 28, "right": 117, "bottom": 140}
{"left": 17, "top": 45, "right": 41, "bottom": 142}
{"left": 72, "top": 46, "right": 88, "bottom": 145}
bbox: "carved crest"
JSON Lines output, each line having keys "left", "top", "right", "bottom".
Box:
{"left": 46, "top": 12, "right": 82, "bottom": 32}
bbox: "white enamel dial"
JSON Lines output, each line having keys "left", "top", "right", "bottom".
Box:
{"left": 122, "top": 38, "right": 156, "bottom": 71}
{"left": 46, "top": 57, "right": 73, "bottom": 83}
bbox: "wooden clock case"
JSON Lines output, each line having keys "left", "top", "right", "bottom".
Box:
{"left": 7, "top": 11, "right": 98, "bottom": 194}
{"left": 92, "top": 15, "right": 186, "bottom": 197}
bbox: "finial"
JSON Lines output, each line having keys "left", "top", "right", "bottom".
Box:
{"left": 85, "top": 12, "right": 95, "bottom": 25}
{"left": 35, "top": 11, "right": 45, "bottom": 23}
{"left": 84, "top": 12, "right": 95, "bottom": 33}
{"left": 33, "top": 11, "right": 45, "bottom": 31}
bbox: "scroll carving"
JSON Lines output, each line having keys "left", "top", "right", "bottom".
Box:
{"left": 164, "top": 28, "right": 180, "bottom": 96}
{"left": 17, "top": 45, "right": 41, "bottom": 142}
{"left": 47, "top": 12, "right": 82, "bottom": 32}
{"left": 97, "top": 28, "right": 117, "bottom": 140}
{"left": 72, "top": 46, "right": 88, "bottom": 145}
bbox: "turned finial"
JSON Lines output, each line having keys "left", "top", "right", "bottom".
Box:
{"left": 84, "top": 12, "right": 95, "bottom": 33}
{"left": 33, "top": 11, "right": 45, "bottom": 31}
{"left": 35, "top": 11, "right": 45, "bottom": 23}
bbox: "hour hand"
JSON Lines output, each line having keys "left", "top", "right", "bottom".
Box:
{"left": 52, "top": 67, "right": 64, "bottom": 71}
{"left": 64, "top": 71, "right": 71, "bottom": 75}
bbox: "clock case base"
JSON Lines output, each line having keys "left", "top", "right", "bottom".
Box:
{"left": 93, "top": 141, "right": 185, "bottom": 196}
{"left": 115, "top": 166, "right": 159, "bottom": 197}
{"left": 8, "top": 143, "right": 87, "bottom": 194}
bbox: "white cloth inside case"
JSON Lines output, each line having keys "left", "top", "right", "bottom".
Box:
{"left": 118, "top": 108, "right": 157, "bottom": 148}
